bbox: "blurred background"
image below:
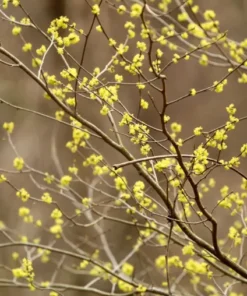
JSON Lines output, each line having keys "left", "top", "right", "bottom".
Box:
{"left": 0, "top": 0, "right": 247, "bottom": 295}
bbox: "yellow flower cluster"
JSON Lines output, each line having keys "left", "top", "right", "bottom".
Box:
{"left": 50, "top": 208, "right": 63, "bottom": 238}
{"left": 16, "top": 188, "right": 30, "bottom": 202}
